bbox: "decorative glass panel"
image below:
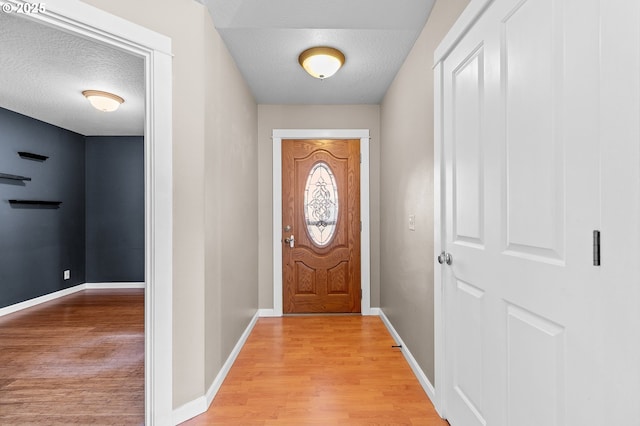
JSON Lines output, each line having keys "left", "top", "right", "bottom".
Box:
{"left": 304, "top": 162, "right": 339, "bottom": 247}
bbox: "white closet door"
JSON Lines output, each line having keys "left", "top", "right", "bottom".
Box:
{"left": 439, "top": 0, "right": 617, "bottom": 424}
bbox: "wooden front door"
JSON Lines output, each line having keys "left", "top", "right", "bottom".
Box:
{"left": 282, "top": 139, "right": 360, "bottom": 314}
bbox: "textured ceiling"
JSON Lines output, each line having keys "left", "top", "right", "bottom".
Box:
{"left": 0, "top": 1, "right": 435, "bottom": 135}
{"left": 0, "top": 12, "right": 144, "bottom": 136}
{"left": 200, "top": 0, "right": 436, "bottom": 104}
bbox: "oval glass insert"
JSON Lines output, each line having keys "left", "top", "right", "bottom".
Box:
{"left": 304, "top": 162, "right": 339, "bottom": 247}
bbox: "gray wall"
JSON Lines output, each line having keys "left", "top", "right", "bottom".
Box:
{"left": 379, "top": 0, "right": 469, "bottom": 385}
{"left": 86, "top": 136, "right": 144, "bottom": 283}
{"left": 0, "top": 107, "right": 145, "bottom": 309}
{"left": 0, "top": 107, "right": 86, "bottom": 308}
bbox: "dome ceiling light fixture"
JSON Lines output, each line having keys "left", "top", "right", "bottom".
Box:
{"left": 298, "top": 46, "right": 345, "bottom": 80}
{"left": 82, "top": 90, "right": 124, "bottom": 112}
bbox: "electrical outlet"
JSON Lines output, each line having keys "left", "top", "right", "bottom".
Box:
{"left": 63, "top": 270, "right": 70, "bottom": 280}
{"left": 409, "top": 214, "right": 416, "bottom": 231}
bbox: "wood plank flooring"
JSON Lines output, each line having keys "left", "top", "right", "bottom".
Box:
{"left": 0, "top": 289, "right": 144, "bottom": 425}
{"left": 184, "top": 316, "right": 448, "bottom": 425}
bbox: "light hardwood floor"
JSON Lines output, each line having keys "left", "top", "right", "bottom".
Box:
{"left": 1, "top": 292, "right": 446, "bottom": 425}
{"left": 0, "top": 289, "right": 144, "bottom": 425}
{"left": 185, "top": 316, "right": 448, "bottom": 425}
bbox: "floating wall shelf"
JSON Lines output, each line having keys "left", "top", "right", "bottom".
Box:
{"left": 9, "top": 200, "right": 62, "bottom": 207}
{"left": 0, "top": 172, "right": 32, "bottom": 181}
{"left": 18, "top": 151, "right": 49, "bottom": 161}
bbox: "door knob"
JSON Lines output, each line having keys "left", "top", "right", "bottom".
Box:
{"left": 284, "top": 235, "right": 295, "bottom": 248}
{"left": 437, "top": 251, "right": 452, "bottom": 265}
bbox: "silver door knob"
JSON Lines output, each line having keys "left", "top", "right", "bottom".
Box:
{"left": 437, "top": 251, "right": 452, "bottom": 265}
{"left": 284, "top": 234, "right": 295, "bottom": 248}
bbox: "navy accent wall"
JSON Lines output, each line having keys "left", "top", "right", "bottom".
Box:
{"left": 85, "top": 136, "right": 144, "bottom": 283}
{"left": 0, "top": 108, "right": 86, "bottom": 308}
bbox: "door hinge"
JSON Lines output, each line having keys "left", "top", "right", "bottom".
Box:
{"left": 360, "top": 153, "right": 362, "bottom": 163}
{"left": 360, "top": 221, "right": 362, "bottom": 232}
{"left": 360, "top": 289, "right": 362, "bottom": 300}
{"left": 593, "top": 230, "right": 601, "bottom": 266}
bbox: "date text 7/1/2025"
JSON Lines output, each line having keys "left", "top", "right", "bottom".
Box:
{"left": 1, "top": 3, "right": 46, "bottom": 14}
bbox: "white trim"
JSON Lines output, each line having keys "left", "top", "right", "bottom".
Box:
{"left": 378, "top": 310, "right": 440, "bottom": 413}
{"left": 85, "top": 282, "right": 146, "bottom": 289}
{"left": 172, "top": 397, "right": 207, "bottom": 426}
{"left": 0, "top": 284, "right": 85, "bottom": 317}
{"left": 433, "top": 0, "right": 494, "bottom": 65}
{"left": 0, "top": 283, "right": 147, "bottom": 317}
{"left": 433, "top": 61, "right": 446, "bottom": 418}
{"left": 204, "top": 312, "right": 259, "bottom": 405}
{"left": 258, "top": 308, "right": 279, "bottom": 317}
{"left": 145, "top": 29, "right": 174, "bottom": 426}
{"left": 272, "top": 129, "right": 372, "bottom": 316}
{"left": 360, "top": 137, "right": 372, "bottom": 315}
{"left": 368, "top": 307, "right": 382, "bottom": 316}
{"left": 172, "top": 311, "right": 261, "bottom": 425}
{"left": 272, "top": 135, "right": 283, "bottom": 316}
{"left": 22, "top": 2, "right": 174, "bottom": 424}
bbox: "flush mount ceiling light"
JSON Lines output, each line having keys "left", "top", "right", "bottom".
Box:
{"left": 82, "top": 90, "right": 124, "bottom": 112}
{"left": 298, "top": 46, "right": 345, "bottom": 79}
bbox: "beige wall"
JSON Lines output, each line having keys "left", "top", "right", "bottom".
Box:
{"left": 379, "top": 0, "right": 469, "bottom": 385}
{"left": 203, "top": 15, "right": 259, "bottom": 389}
{"left": 81, "top": 0, "right": 465, "bottom": 409}
{"left": 81, "top": 0, "right": 259, "bottom": 409}
{"left": 257, "top": 105, "right": 381, "bottom": 309}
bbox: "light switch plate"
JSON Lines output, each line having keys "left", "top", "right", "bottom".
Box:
{"left": 63, "top": 270, "right": 70, "bottom": 280}
{"left": 409, "top": 214, "right": 416, "bottom": 231}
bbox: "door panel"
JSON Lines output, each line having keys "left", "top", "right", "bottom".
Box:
{"left": 506, "top": 304, "right": 564, "bottom": 426}
{"left": 452, "top": 279, "right": 485, "bottom": 425}
{"left": 453, "top": 46, "right": 485, "bottom": 247}
{"left": 282, "top": 139, "right": 360, "bottom": 313}
{"left": 503, "top": 0, "right": 565, "bottom": 263}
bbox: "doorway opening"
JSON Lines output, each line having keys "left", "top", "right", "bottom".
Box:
{"left": 272, "top": 129, "right": 372, "bottom": 316}
{"left": 15, "top": 4, "right": 174, "bottom": 423}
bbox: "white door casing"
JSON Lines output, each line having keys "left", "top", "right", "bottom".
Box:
{"left": 435, "top": 0, "right": 640, "bottom": 425}
{"left": 17, "top": 1, "right": 174, "bottom": 424}
{"left": 598, "top": 0, "right": 640, "bottom": 421}
{"left": 272, "top": 129, "right": 371, "bottom": 317}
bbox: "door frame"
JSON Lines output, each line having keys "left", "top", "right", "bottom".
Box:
{"left": 272, "top": 129, "right": 371, "bottom": 316}
{"left": 433, "top": 0, "right": 497, "bottom": 419}
{"left": 433, "top": 59, "right": 447, "bottom": 418}
{"left": 23, "top": 1, "right": 173, "bottom": 423}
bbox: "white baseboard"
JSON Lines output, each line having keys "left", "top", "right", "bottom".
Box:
{"left": 0, "top": 282, "right": 146, "bottom": 318}
{"left": 85, "top": 282, "right": 146, "bottom": 289}
{"left": 368, "top": 307, "right": 382, "bottom": 316}
{"left": 172, "top": 396, "right": 208, "bottom": 426}
{"left": 0, "top": 284, "right": 85, "bottom": 317}
{"left": 378, "top": 309, "right": 437, "bottom": 406}
{"left": 204, "top": 311, "right": 259, "bottom": 405}
{"left": 173, "top": 310, "right": 261, "bottom": 425}
{"left": 259, "top": 308, "right": 380, "bottom": 317}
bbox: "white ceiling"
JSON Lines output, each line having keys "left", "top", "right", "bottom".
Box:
{"left": 200, "top": 0, "right": 436, "bottom": 104}
{"left": 0, "top": 12, "right": 144, "bottom": 136}
{"left": 0, "top": 1, "right": 434, "bottom": 136}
